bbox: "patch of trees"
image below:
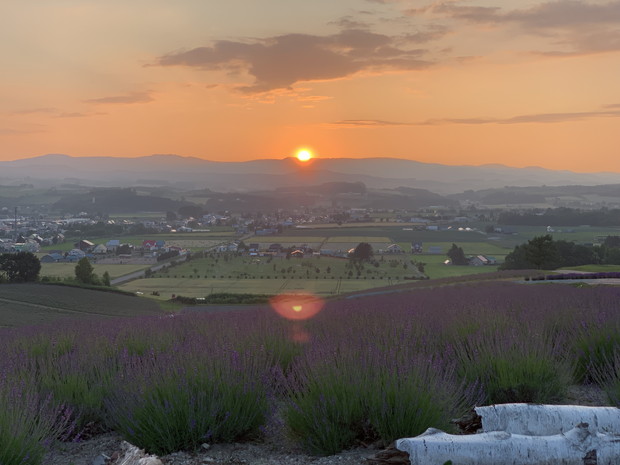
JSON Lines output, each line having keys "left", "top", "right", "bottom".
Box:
{"left": 74, "top": 257, "right": 111, "bottom": 286}
{"left": 350, "top": 242, "right": 373, "bottom": 262}
{"left": 447, "top": 243, "right": 468, "bottom": 265}
{"left": 157, "top": 250, "right": 180, "bottom": 262}
{"left": 500, "top": 235, "right": 604, "bottom": 270}
{"left": 498, "top": 207, "right": 620, "bottom": 226}
{"left": 0, "top": 252, "right": 41, "bottom": 283}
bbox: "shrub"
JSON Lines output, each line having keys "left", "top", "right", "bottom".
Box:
{"left": 0, "top": 375, "right": 74, "bottom": 465}
{"left": 105, "top": 345, "right": 270, "bottom": 455}
{"left": 456, "top": 329, "right": 573, "bottom": 404}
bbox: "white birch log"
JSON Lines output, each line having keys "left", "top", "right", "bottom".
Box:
{"left": 116, "top": 441, "right": 163, "bottom": 465}
{"left": 396, "top": 423, "right": 620, "bottom": 465}
{"left": 475, "top": 404, "right": 620, "bottom": 436}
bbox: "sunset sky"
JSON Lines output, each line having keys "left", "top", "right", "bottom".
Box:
{"left": 2, "top": 1, "right": 620, "bottom": 172}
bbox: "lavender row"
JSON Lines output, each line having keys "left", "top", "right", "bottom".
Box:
{"left": 2, "top": 282, "right": 620, "bottom": 459}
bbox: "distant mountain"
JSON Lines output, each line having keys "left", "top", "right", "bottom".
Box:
{"left": 2, "top": 154, "right": 619, "bottom": 195}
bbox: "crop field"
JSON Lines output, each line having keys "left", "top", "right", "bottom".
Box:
{"left": 0, "top": 283, "right": 162, "bottom": 328}
{"left": 40, "top": 263, "right": 148, "bottom": 279}
{"left": 3, "top": 281, "right": 620, "bottom": 460}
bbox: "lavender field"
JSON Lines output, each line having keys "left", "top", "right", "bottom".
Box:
{"left": 3, "top": 280, "right": 620, "bottom": 462}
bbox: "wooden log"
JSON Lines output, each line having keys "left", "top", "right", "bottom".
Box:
{"left": 396, "top": 423, "right": 620, "bottom": 465}
{"left": 475, "top": 404, "right": 620, "bottom": 436}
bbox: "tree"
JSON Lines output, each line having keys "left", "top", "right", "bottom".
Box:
{"left": 351, "top": 242, "right": 373, "bottom": 261}
{"left": 447, "top": 243, "right": 468, "bottom": 265}
{"left": 102, "top": 271, "right": 111, "bottom": 287}
{"left": 524, "top": 235, "right": 560, "bottom": 270}
{"left": 501, "top": 235, "right": 561, "bottom": 270}
{"left": 75, "top": 257, "right": 95, "bottom": 284}
{"left": 0, "top": 252, "right": 41, "bottom": 283}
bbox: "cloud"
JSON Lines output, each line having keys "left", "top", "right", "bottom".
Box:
{"left": 157, "top": 29, "right": 434, "bottom": 93}
{"left": 330, "top": 107, "right": 620, "bottom": 127}
{"left": 11, "top": 107, "right": 57, "bottom": 115}
{"left": 85, "top": 91, "right": 153, "bottom": 105}
{"left": 410, "top": 1, "right": 620, "bottom": 55}
{"left": 412, "top": 1, "right": 620, "bottom": 27}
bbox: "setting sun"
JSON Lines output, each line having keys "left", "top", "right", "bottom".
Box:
{"left": 296, "top": 149, "right": 313, "bottom": 162}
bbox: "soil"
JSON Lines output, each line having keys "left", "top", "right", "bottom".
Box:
{"left": 43, "top": 384, "right": 612, "bottom": 465}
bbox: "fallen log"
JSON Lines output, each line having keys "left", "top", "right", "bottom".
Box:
{"left": 475, "top": 404, "right": 620, "bottom": 436}
{"left": 395, "top": 423, "right": 620, "bottom": 465}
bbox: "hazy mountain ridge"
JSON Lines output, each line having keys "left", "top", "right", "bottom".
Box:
{"left": 2, "top": 154, "right": 620, "bottom": 195}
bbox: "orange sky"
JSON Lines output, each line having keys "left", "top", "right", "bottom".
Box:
{"left": 2, "top": 1, "right": 620, "bottom": 172}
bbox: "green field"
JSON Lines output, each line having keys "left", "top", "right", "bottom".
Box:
{"left": 40, "top": 231, "right": 237, "bottom": 253}
{"left": 0, "top": 283, "right": 163, "bottom": 327}
{"left": 120, "top": 276, "right": 411, "bottom": 299}
{"left": 40, "top": 263, "right": 149, "bottom": 279}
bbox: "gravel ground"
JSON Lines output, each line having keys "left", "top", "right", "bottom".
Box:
{"left": 43, "top": 384, "right": 611, "bottom": 465}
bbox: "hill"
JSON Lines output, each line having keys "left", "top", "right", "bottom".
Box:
{"left": 0, "top": 283, "right": 163, "bottom": 327}
{"left": 2, "top": 154, "right": 620, "bottom": 194}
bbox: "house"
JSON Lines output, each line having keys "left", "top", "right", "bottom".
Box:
{"left": 216, "top": 242, "right": 238, "bottom": 253}
{"left": 290, "top": 250, "right": 304, "bottom": 258}
{"left": 248, "top": 243, "right": 260, "bottom": 256}
{"left": 386, "top": 244, "right": 404, "bottom": 254}
{"left": 40, "top": 253, "right": 63, "bottom": 263}
{"left": 92, "top": 244, "right": 108, "bottom": 255}
{"left": 142, "top": 240, "right": 158, "bottom": 250}
{"left": 411, "top": 242, "right": 423, "bottom": 254}
{"left": 76, "top": 240, "right": 95, "bottom": 252}
{"left": 106, "top": 239, "right": 120, "bottom": 250}
{"left": 469, "top": 255, "right": 497, "bottom": 266}
{"left": 66, "top": 248, "right": 86, "bottom": 261}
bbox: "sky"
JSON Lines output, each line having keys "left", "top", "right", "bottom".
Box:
{"left": 2, "top": 0, "right": 620, "bottom": 172}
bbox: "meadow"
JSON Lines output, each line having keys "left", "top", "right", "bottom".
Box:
{"left": 3, "top": 279, "right": 620, "bottom": 463}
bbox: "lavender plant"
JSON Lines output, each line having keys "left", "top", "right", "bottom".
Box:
{"left": 0, "top": 374, "right": 73, "bottom": 465}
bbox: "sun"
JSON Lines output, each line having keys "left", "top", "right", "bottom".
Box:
{"left": 296, "top": 149, "right": 313, "bottom": 162}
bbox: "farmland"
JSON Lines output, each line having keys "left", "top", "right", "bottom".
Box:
{"left": 2, "top": 280, "right": 620, "bottom": 461}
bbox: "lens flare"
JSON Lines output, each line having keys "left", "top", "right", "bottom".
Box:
{"left": 270, "top": 293, "right": 324, "bottom": 321}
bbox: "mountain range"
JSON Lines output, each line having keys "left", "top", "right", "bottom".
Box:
{"left": 1, "top": 154, "right": 619, "bottom": 195}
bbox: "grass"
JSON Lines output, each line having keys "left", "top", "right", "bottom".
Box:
{"left": 40, "top": 263, "right": 148, "bottom": 279}
{"left": 0, "top": 283, "right": 163, "bottom": 327}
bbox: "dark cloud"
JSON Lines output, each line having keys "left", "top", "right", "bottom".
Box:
{"left": 331, "top": 107, "right": 620, "bottom": 127}
{"left": 157, "top": 29, "right": 433, "bottom": 93}
{"left": 85, "top": 91, "right": 153, "bottom": 105}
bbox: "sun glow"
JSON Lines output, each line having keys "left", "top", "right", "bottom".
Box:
{"left": 296, "top": 149, "right": 313, "bottom": 162}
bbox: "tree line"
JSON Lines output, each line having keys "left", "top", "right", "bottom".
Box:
{"left": 500, "top": 235, "right": 620, "bottom": 270}
{"left": 499, "top": 207, "right": 620, "bottom": 226}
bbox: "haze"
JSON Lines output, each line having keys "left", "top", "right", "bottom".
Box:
{"left": 2, "top": 1, "right": 620, "bottom": 172}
